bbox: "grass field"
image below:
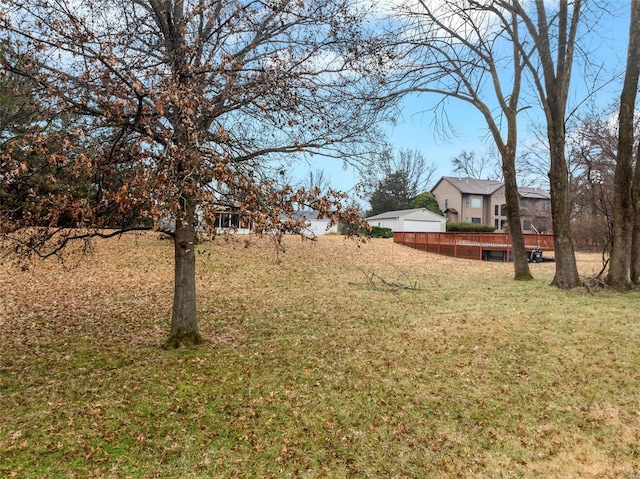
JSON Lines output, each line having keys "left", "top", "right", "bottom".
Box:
{"left": 1, "top": 233, "right": 639, "bottom": 478}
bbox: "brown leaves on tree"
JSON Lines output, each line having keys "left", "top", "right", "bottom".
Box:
{"left": 1, "top": 0, "right": 392, "bottom": 342}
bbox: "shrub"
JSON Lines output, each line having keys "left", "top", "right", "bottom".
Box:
{"left": 338, "top": 220, "right": 369, "bottom": 236}
{"left": 446, "top": 222, "right": 496, "bottom": 232}
{"left": 369, "top": 226, "right": 394, "bottom": 238}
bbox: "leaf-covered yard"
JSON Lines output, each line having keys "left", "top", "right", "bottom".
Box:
{"left": 1, "top": 233, "right": 639, "bottom": 477}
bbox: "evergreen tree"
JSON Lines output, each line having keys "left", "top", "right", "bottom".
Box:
{"left": 368, "top": 171, "right": 413, "bottom": 216}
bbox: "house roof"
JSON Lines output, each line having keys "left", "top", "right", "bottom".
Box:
{"left": 432, "top": 176, "right": 551, "bottom": 199}
{"left": 281, "top": 210, "right": 327, "bottom": 221}
{"left": 433, "top": 176, "right": 504, "bottom": 195}
{"left": 366, "top": 208, "right": 446, "bottom": 221}
{"left": 518, "top": 188, "right": 551, "bottom": 200}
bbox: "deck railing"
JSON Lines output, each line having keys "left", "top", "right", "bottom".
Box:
{"left": 393, "top": 232, "right": 555, "bottom": 261}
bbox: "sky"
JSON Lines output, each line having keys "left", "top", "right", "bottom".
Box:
{"left": 293, "top": 0, "right": 633, "bottom": 203}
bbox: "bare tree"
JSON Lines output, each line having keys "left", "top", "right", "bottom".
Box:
{"left": 451, "top": 150, "right": 501, "bottom": 180}
{"left": 518, "top": 109, "right": 619, "bottom": 253}
{"left": 610, "top": 0, "right": 640, "bottom": 289}
{"left": 362, "top": 147, "right": 437, "bottom": 199}
{"left": 516, "top": 122, "right": 553, "bottom": 189}
{"left": 498, "top": 0, "right": 583, "bottom": 288}
{"left": 388, "top": 0, "right": 533, "bottom": 280}
{"left": 566, "top": 112, "right": 617, "bottom": 252}
{"left": 298, "top": 169, "right": 332, "bottom": 196}
{"left": 382, "top": 148, "right": 437, "bottom": 194}
{"left": 1, "top": 0, "right": 392, "bottom": 347}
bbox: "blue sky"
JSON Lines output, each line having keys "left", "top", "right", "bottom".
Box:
{"left": 294, "top": 1, "right": 632, "bottom": 201}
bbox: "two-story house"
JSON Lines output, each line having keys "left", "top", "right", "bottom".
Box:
{"left": 517, "top": 187, "right": 552, "bottom": 233}
{"left": 430, "top": 176, "right": 551, "bottom": 233}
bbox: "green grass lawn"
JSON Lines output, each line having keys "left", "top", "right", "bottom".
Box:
{"left": 1, "top": 233, "right": 639, "bottom": 478}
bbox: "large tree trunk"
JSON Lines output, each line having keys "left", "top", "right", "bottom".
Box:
{"left": 609, "top": 162, "right": 635, "bottom": 290}
{"left": 164, "top": 197, "right": 202, "bottom": 349}
{"left": 632, "top": 129, "right": 640, "bottom": 284}
{"left": 632, "top": 204, "right": 640, "bottom": 284}
{"left": 515, "top": 0, "right": 582, "bottom": 289}
{"left": 611, "top": 0, "right": 640, "bottom": 289}
{"left": 503, "top": 147, "right": 532, "bottom": 280}
{"left": 548, "top": 135, "right": 581, "bottom": 289}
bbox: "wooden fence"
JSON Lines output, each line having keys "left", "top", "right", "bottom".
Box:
{"left": 393, "top": 232, "right": 555, "bottom": 261}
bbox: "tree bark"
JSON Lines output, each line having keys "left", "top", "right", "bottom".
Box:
{"left": 164, "top": 196, "right": 202, "bottom": 349}
{"left": 503, "top": 147, "right": 533, "bottom": 280}
{"left": 502, "top": 11, "right": 532, "bottom": 282}
{"left": 498, "top": 0, "right": 582, "bottom": 288}
{"left": 632, "top": 127, "right": 640, "bottom": 284}
{"left": 613, "top": 0, "right": 640, "bottom": 289}
{"left": 534, "top": 0, "right": 581, "bottom": 289}
{"left": 548, "top": 134, "right": 581, "bottom": 288}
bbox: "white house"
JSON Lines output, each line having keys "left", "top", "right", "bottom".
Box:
{"left": 365, "top": 208, "right": 447, "bottom": 232}
{"left": 158, "top": 209, "right": 336, "bottom": 236}
{"left": 289, "top": 210, "right": 338, "bottom": 236}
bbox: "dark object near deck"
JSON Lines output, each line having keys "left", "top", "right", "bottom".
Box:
{"left": 530, "top": 250, "right": 543, "bottom": 263}
{"left": 393, "top": 232, "right": 555, "bottom": 262}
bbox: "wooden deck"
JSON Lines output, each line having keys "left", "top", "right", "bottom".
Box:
{"left": 393, "top": 232, "right": 555, "bottom": 261}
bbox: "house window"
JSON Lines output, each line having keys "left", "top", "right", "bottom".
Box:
{"left": 472, "top": 217, "right": 481, "bottom": 224}
{"left": 523, "top": 219, "right": 533, "bottom": 231}
{"left": 445, "top": 199, "right": 449, "bottom": 209}
{"left": 536, "top": 200, "right": 551, "bottom": 211}
{"left": 465, "top": 217, "right": 470, "bottom": 222}
{"left": 500, "top": 204, "right": 506, "bottom": 216}
{"left": 471, "top": 198, "right": 482, "bottom": 208}
{"left": 494, "top": 205, "right": 499, "bottom": 216}
{"left": 495, "top": 219, "right": 499, "bottom": 229}
{"left": 500, "top": 219, "right": 507, "bottom": 229}
{"left": 465, "top": 197, "right": 470, "bottom": 208}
